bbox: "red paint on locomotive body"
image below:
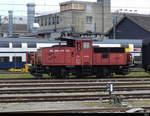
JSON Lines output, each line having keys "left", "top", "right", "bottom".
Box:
{"left": 93, "top": 53, "right": 127, "bottom": 65}
{"left": 40, "top": 47, "right": 76, "bottom": 66}
{"left": 36, "top": 39, "right": 93, "bottom": 66}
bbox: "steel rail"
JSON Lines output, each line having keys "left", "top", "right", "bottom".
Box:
{"left": 1, "top": 78, "right": 150, "bottom": 84}
{"left": 0, "top": 81, "right": 150, "bottom": 88}
{"left": 0, "top": 86, "right": 150, "bottom": 94}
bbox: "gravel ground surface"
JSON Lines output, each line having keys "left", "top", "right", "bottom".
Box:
{"left": 0, "top": 101, "right": 98, "bottom": 112}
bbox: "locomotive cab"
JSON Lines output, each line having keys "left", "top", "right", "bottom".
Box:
{"left": 59, "top": 37, "right": 93, "bottom": 66}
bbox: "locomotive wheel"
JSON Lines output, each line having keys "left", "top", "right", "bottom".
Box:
{"left": 51, "top": 68, "right": 68, "bottom": 79}
{"left": 75, "top": 74, "right": 82, "bottom": 78}
{"left": 51, "top": 72, "right": 59, "bottom": 78}
{"left": 96, "top": 74, "right": 104, "bottom": 78}
{"left": 60, "top": 68, "right": 68, "bottom": 78}
{"left": 96, "top": 68, "right": 112, "bottom": 77}
{"left": 75, "top": 74, "right": 89, "bottom": 78}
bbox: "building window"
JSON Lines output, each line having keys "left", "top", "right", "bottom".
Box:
{"left": 0, "top": 57, "right": 9, "bottom": 63}
{"left": 48, "top": 17, "right": 51, "bottom": 25}
{"left": 56, "top": 16, "right": 59, "bottom": 24}
{"left": 52, "top": 17, "right": 55, "bottom": 25}
{"left": 13, "top": 57, "right": 22, "bottom": 62}
{"left": 12, "top": 43, "right": 22, "bottom": 48}
{"left": 45, "top": 18, "right": 47, "bottom": 26}
{"left": 35, "top": 18, "right": 39, "bottom": 24}
{"left": 27, "top": 43, "right": 37, "bottom": 48}
{"left": 60, "top": 5, "right": 65, "bottom": 11}
{"left": 0, "top": 43, "right": 9, "bottom": 48}
{"left": 37, "top": 19, "right": 40, "bottom": 24}
{"left": 34, "top": 19, "right": 37, "bottom": 23}
{"left": 86, "top": 16, "right": 92, "bottom": 24}
{"left": 41, "top": 18, "right": 44, "bottom": 26}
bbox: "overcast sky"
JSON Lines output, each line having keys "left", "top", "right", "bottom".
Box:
{"left": 0, "top": 0, "right": 150, "bottom": 17}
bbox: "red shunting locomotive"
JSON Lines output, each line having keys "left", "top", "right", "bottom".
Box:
{"left": 27, "top": 37, "right": 132, "bottom": 78}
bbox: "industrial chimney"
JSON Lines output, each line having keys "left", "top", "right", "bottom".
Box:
{"left": 27, "top": 3, "right": 35, "bottom": 33}
{"left": 8, "top": 10, "right": 13, "bottom": 37}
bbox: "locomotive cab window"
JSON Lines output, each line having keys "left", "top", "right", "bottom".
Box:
{"left": 83, "top": 42, "right": 90, "bottom": 49}
{"left": 77, "top": 42, "right": 81, "bottom": 51}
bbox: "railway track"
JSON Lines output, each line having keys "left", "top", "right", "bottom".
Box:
{"left": 0, "top": 81, "right": 150, "bottom": 88}
{"left": 0, "top": 77, "right": 149, "bottom": 103}
{"left": 0, "top": 78, "right": 150, "bottom": 103}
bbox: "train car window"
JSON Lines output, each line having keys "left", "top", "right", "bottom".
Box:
{"left": 12, "top": 43, "right": 22, "bottom": 48}
{"left": 134, "top": 44, "right": 141, "bottom": 48}
{"left": 27, "top": 43, "right": 37, "bottom": 48}
{"left": 13, "top": 57, "right": 22, "bottom": 62}
{"left": 121, "top": 44, "right": 129, "bottom": 48}
{"left": 0, "top": 57, "right": 9, "bottom": 63}
{"left": 0, "top": 43, "right": 9, "bottom": 48}
{"left": 134, "top": 56, "right": 142, "bottom": 61}
{"left": 83, "top": 42, "right": 90, "bottom": 49}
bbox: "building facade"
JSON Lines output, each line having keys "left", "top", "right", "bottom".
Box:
{"left": 35, "top": 0, "right": 112, "bottom": 38}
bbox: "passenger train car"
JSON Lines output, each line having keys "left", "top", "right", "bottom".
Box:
{"left": 0, "top": 37, "right": 142, "bottom": 71}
